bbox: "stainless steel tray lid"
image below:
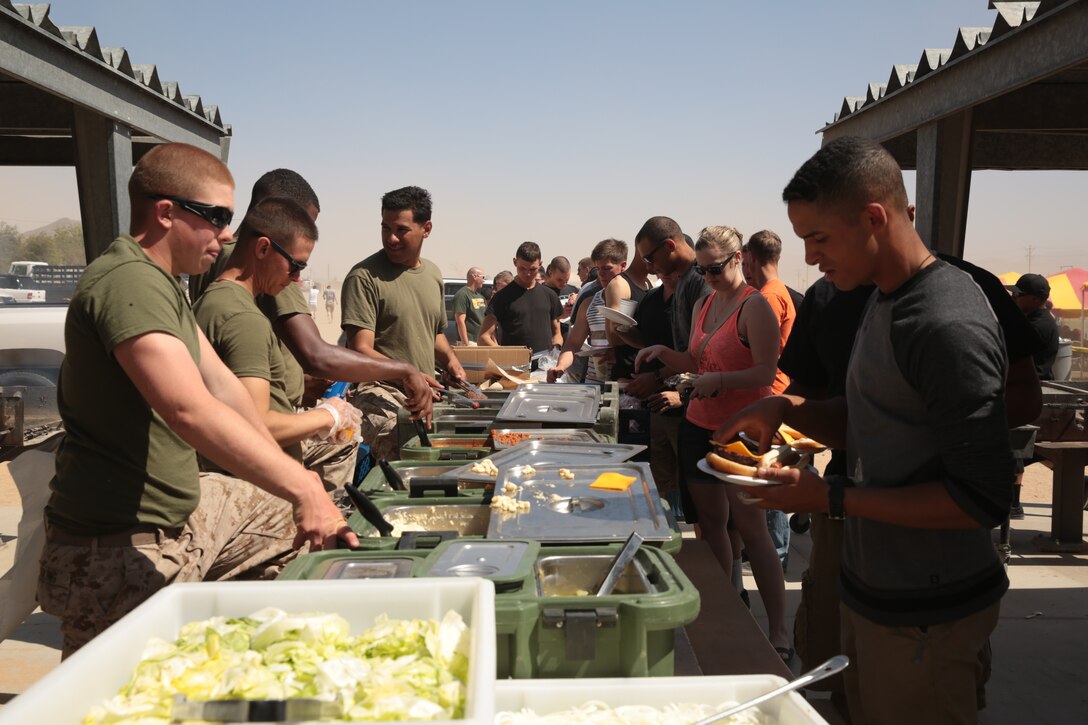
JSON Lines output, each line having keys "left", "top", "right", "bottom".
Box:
{"left": 439, "top": 440, "right": 647, "bottom": 483}
{"left": 495, "top": 391, "right": 600, "bottom": 425}
{"left": 514, "top": 382, "right": 602, "bottom": 402}
{"left": 324, "top": 558, "right": 415, "bottom": 579}
{"left": 426, "top": 541, "right": 531, "bottom": 578}
{"left": 486, "top": 463, "right": 671, "bottom": 543}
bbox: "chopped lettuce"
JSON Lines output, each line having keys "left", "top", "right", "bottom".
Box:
{"left": 82, "top": 608, "right": 470, "bottom": 724}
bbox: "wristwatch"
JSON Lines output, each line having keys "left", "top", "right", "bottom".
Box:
{"left": 827, "top": 475, "right": 848, "bottom": 521}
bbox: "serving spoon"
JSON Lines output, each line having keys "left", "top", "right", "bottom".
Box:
{"left": 691, "top": 655, "right": 849, "bottom": 725}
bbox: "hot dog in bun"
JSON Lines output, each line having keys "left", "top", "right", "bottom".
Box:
{"left": 705, "top": 440, "right": 776, "bottom": 478}
{"left": 777, "top": 424, "right": 826, "bottom": 452}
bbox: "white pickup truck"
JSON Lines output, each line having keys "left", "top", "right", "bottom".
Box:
{"left": 0, "top": 273, "right": 47, "bottom": 304}
{"left": 0, "top": 285, "right": 67, "bottom": 429}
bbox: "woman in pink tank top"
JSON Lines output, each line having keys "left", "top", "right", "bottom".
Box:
{"left": 635, "top": 226, "right": 789, "bottom": 656}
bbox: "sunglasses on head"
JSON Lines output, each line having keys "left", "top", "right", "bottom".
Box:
{"left": 149, "top": 194, "right": 234, "bottom": 230}
{"left": 256, "top": 232, "right": 307, "bottom": 276}
{"left": 694, "top": 261, "right": 729, "bottom": 276}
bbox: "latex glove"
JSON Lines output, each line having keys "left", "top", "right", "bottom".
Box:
{"left": 314, "top": 397, "right": 362, "bottom": 444}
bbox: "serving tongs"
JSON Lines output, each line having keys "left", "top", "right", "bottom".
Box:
{"left": 413, "top": 418, "right": 432, "bottom": 447}
{"left": 344, "top": 481, "right": 394, "bottom": 537}
{"left": 171, "top": 694, "right": 340, "bottom": 722}
{"left": 435, "top": 387, "right": 481, "bottom": 409}
{"left": 736, "top": 432, "right": 805, "bottom": 468}
{"left": 378, "top": 459, "right": 407, "bottom": 491}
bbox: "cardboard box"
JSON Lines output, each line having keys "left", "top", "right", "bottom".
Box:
{"left": 451, "top": 345, "right": 531, "bottom": 384}
{"left": 0, "top": 579, "right": 496, "bottom": 725}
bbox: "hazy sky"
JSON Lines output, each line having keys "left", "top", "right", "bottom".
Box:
{"left": 2, "top": 0, "right": 1083, "bottom": 288}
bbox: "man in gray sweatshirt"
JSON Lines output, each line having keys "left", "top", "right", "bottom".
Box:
{"left": 716, "top": 136, "right": 1014, "bottom": 724}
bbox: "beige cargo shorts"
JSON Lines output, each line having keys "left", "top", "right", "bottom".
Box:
{"left": 347, "top": 381, "right": 406, "bottom": 462}
{"left": 37, "top": 472, "right": 300, "bottom": 658}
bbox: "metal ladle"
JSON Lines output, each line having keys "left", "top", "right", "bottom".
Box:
{"left": 595, "top": 531, "right": 643, "bottom": 596}
{"left": 691, "top": 655, "right": 850, "bottom": 725}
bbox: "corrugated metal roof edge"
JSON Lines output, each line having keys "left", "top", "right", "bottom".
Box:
{"left": 2, "top": 2, "right": 228, "bottom": 132}
{"left": 824, "top": 0, "right": 1070, "bottom": 128}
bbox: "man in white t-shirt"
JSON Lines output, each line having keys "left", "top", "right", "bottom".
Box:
{"left": 308, "top": 284, "right": 319, "bottom": 316}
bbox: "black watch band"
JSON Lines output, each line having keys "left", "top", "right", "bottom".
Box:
{"left": 828, "top": 477, "right": 847, "bottom": 520}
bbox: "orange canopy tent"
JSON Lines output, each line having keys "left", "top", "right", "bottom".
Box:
{"left": 1046, "top": 268, "right": 1088, "bottom": 319}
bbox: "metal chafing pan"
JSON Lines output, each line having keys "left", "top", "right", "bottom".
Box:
{"left": 495, "top": 391, "right": 600, "bottom": 426}
{"left": 440, "top": 440, "right": 646, "bottom": 483}
{"left": 357, "top": 503, "right": 492, "bottom": 538}
{"left": 324, "top": 558, "right": 416, "bottom": 579}
{"left": 486, "top": 462, "right": 671, "bottom": 543}
{"left": 489, "top": 428, "right": 607, "bottom": 450}
{"left": 514, "top": 383, "right": 602, "bottom": 403}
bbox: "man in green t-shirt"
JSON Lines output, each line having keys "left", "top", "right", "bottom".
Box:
{"left": 190, "top": 170, "right": 436, "bottom": 421}
{"left": 194, "top": 198, "right": 379, "bottom": 495}
{"left": 342, "top": 186, "right": 467, "bottom": 460}
{"left": 38, "top": 144, "right": 358, "bottom": 657}
{"left": 452, "top": 266, "right": 487, "bottom": 344}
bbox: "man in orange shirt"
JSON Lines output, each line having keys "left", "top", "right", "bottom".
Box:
{"left": 742, "top": 229, "right": 799, "bottom": 571}
{"left": 742, "top": 230, "right": 798, "bottom": 394}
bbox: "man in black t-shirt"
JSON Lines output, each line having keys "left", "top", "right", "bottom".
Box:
{"left": 478, "top": 242, "right": 562, "bottom": 353}
{"left": 1009, "top": 273, "right": 1060, "bottom": 380}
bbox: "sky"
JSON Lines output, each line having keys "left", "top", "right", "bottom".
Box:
{"left": 1, "top": 0, "right": 1084, "bottom": 289}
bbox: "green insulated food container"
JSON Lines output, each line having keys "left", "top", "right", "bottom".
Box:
{"left": 494, "top": 544, "right": 699, "bottom": 678}
{"left": 401, "top": 434, "right": 492, "bottom": 461}
{"left": 277, "top": 548, "right": 430, "bottom": 580}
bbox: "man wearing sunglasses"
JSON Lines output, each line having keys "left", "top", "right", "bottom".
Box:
{"left": 193, "top": 198, "right": 373, "bottom": 496}
{"left": 188, "top": 170, "right": 437, "bottom": 431}
{"left": 37, "top": 144, "right": 357, "bottom": 657}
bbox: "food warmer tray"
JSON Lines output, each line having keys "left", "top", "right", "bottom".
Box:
{"left": 439, "top": 440, "right": 646, "bottom": 483}
{"left": 490, "top": 428, "right": 608, "bottom": 450}
{"left": 494, "top": 391, "right": 600, "bottom": 426}
{"left": 486, "top": 463, "right": 671, "bottom": 543}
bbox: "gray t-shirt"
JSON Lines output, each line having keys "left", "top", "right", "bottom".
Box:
{"left": 842, "top": 260, "right": 1013, "bottom": 626}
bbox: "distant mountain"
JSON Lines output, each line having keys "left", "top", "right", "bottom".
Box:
{"left": 20, "top": 217, "right": 81, "bottom": 239}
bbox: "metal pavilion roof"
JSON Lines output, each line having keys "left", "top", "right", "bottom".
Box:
{"left": 1, "top": 1, "right": 228, "bottom": 136}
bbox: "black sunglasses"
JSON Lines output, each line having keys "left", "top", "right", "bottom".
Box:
{"left": 694, "top": 261, "right": 729, "bottom": 276}
{"left": 148, "top": 194, "right": 233, "bottom": 230}
{"left": 258, "top": 233, "right": 307, "bottom": 276}
{"left": 641, "top": 238, "right": 671, "bottom": 265}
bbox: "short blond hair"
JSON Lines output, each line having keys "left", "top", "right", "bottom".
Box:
{"left": 128, "top": 143, "right": 233, "bottom": 230}
{"left": 695, "top": 226, "right": 744, "bottom": 258}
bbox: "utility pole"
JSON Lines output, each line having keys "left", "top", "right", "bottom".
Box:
{"left": 1026, "top": 245, "right": 1035, "bottom": 273}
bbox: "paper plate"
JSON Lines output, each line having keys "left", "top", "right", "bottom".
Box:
{"left": 598, "top": 306, "right": 638, "bottom": 327}
{"left": 696, "top": 458, "right": 779, "bottom": 486}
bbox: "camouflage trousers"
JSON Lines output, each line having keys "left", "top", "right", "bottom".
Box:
{"left": 346, "top": 381, "right": 406, "bottom": 462}
{"left": 300, "top": 437, "right": 358, "bottom": 494}
{"left": 37, "top": 472, "right": 299, "bottom": 658}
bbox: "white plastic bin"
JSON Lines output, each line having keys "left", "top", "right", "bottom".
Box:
{"left": 0, "top": 578, "right": 495, "bottom": 724}
{"left": 494, "top": 675, "right": 827, "bottom": 724}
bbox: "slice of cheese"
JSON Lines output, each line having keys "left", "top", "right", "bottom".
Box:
{"left": 719, "top": 440, "right": 757, "bottom": 458}
{"left": 589, "top": 472, "right": 638, "bottom": 491}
